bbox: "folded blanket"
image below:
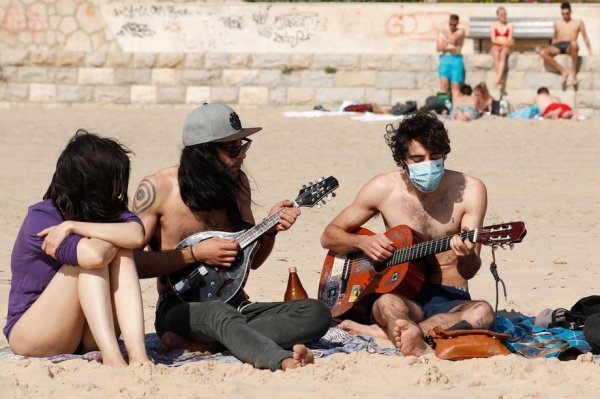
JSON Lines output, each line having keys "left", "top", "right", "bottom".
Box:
{"left": 0, "top": 327, "right": 397, "bottom": 366}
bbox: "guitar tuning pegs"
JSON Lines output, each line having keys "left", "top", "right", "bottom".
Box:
{"left": 316, "top": 203, "right": 322, "bottom": 209}
{"left": 321, "top": 200, "right": 327, "bottom": 206}
{"left": 326, "top": 194, "right": 333, "bottom": 201}
{"left": 302, "top": 184, "right": 307, "bottom": 189}
{"left": 331, "top": 192, "right": 336, "bottom": 198}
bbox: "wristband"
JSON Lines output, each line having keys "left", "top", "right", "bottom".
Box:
{"left": 189, "top": 244, "right": 199, "bottom": 263}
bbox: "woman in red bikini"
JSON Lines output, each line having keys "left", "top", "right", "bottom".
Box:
{"left": 490, "top": 7, "right": 514, "bottom": 88}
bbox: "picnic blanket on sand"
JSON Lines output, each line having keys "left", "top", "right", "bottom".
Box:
{"left": 2, "top": 317, "right": 597, "bottom": 365}
{"left": 0, "top": 327, "right": 397, "bottom": 366}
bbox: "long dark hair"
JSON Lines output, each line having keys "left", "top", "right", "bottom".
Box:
{"left": 178, "top": 143, "right": 243, "bottom": 223}
{"left": 44, "top": 129, "right": 132, "bottom": 223}
{"left": 384, "top": 111, "right": 451, "bottom": 168}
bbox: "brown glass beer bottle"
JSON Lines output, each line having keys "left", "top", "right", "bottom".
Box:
{"left": 284, "top": 267, "right": 308, "bottom": 301}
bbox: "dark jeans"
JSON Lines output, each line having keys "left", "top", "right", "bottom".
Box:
{"left": 155, "top": 296, "right": 331, "bottom": 371}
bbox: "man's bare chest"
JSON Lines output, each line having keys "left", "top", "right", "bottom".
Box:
{"left": 379, "top": 192, "right": 463, "bottom": 240}
{"left": 157, "top": 204, "right": 236, "bottom": 249}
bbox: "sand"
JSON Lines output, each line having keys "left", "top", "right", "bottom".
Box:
{"left": 0, "top": 105, "right": 599, "bottom": 398}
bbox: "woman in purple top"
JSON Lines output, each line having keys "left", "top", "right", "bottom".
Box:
{"left": 5, "top": 130, "right": 150, "bottom": 366}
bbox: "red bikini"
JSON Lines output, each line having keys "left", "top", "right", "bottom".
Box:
{"left": 493, "top": 27, "right": 510, "bottom": 47}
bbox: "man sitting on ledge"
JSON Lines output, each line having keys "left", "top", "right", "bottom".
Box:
{"left": 538, "top": 1, "right": 592, "bottom": 87}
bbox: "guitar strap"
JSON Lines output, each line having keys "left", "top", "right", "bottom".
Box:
{"left": 489, "top": 248, "right": 508, "bottom": 329}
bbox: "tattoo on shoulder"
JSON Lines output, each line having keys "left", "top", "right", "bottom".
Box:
{"left": 133, "top": 179, "right": 156, "bottom": 214}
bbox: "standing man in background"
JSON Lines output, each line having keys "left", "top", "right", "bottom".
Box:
{"left": 437, "top": 14, "right": 465, "bottom": 102}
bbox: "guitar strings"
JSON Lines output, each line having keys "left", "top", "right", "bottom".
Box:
{"left": 237, "top": 180, "right": 335, "bottom": 247}
{"left": 349, "top": 230, "right": 476, "bottom": 266}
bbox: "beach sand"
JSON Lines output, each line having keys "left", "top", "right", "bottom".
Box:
{"left": 0, "top": 106, "right": 599, "bottom": 398}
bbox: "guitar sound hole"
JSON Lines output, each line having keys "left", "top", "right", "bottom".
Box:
{"left": 373, "top": 261, "right": 387, "bottom": 273}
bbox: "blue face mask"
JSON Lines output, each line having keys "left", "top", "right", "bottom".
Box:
{"left": 406, "top": 158, "right": 445, "bottom": 193}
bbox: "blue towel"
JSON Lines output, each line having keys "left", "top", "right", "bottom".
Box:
{"left": 508, "top": 105, "right": 540, "bottom": 119}
{"left": 494, "top": 316, "right": 591, "bottom": 358}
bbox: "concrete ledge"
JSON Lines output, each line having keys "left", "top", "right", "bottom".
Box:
{"left": 0, "top": 50, "right": 598, "bottom": 109}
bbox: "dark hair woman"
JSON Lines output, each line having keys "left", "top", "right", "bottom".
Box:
{"left": 4, "top": 130, "right": 149, "bottom": 366}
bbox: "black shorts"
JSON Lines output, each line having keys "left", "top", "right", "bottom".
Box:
{"left": 412, "top": 284, "right": 471, "bottom": 319}
{"left": 554, "top": 41, "right": 570, "bottom": 54}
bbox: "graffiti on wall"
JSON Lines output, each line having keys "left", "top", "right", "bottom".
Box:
{"left": 385, "top": 11, "right": 451, "bottom": 41}
{"left": 117, "top": 22, "right": 156, "bottom": 38}
{"left": 0, "top": 1, "right": 47, "bottom": 33}
{"left": 107, "top": 4, "right": 328, "bottom": 51}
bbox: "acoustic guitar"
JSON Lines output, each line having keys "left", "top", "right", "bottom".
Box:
{"left": 166, "top": 176, "right": 339, "bottom": 304}
{"left": 318, "top": 222, "right": 527, "bottom": 318}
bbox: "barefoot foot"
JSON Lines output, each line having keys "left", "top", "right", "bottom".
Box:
{"left": 127, "top": 350, "right": 152, "bottom": 365}
{"left": 339, "top": 320, "right": 388, "bottom": 339}
{"left": 393, "top": 319, "right": 434, "bottom": 357}
{"left": 157, "top": 332, "right": 219, "bottom": 354}
{"left": 280, "top": 344, "right": 314, "bottom": 370}
{"left": 561, "top": 72, "right": 570, "bottom": 87}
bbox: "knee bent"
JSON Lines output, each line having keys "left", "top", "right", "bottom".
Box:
{"left": 375, "top": 293, "right": 408, "bottom": 315}
{"left": 463, "top": 301, "right": 495, "bottom": 329}
{"left": 301, "top": 299, "right": 332, "bottom": 332}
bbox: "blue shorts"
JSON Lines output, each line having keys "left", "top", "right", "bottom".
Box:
{"left": 413, "top": 284, "right": 471, "bottom": 319}
{"left": 438, "top": 54, "right": 464, "bottom": 83}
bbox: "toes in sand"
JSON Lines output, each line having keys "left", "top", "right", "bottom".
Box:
{"left": 393, "top": 319, "right": 433, "bottom": 357}
{"left": 281, "top": 344, "right": 314, "bottom": 370}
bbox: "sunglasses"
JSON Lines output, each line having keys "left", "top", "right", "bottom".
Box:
{"left": 219, "top": 138, "right": 252, "bottom": 158}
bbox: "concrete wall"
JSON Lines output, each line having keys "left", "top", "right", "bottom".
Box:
{"left": 2, "top": 49, "right": 599, "bottom": 111}
{"left": 2, "top": 1, "right": 599, "bottom": 55}
{"left": 0, "top": 1, "right": 599, "bottom": 111}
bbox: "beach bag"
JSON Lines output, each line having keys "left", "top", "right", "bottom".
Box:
{"left": 421, "top": 96, "right": 449, "bottom": 115}
{"left": 427, "top": 326, "right": 511, "bottom": 361}
{"left": 549, "top": 295, "right": 600, "bottom": 330}
{"left": 491, "top": 100, "right": 510, "bottom": 116}
{"left": 390, "top": 101, "right": 417, "bottom": 116}
{"left": 583, "top": 313, "right": 600, "bottom": 354}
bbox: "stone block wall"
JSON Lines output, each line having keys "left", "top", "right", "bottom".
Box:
{"left": 1, "top": 49, "right": 599, "bottom": 113}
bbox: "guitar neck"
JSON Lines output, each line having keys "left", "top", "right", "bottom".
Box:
{"left": 236, "top": 208, "right": 287, "bottom": 248}
{"left": 385, "top": 229, "right": 477, "bottom": 267}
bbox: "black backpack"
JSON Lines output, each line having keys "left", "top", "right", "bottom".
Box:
{"left": 549, "top": 295, "right": 600, "bottom": 330}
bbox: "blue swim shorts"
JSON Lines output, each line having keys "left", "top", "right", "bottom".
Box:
{"left": 438, "top": 54, "right": 464, "bottom": 83}
{"left": 413, "top": 284, "right": 471, "bottom": 319}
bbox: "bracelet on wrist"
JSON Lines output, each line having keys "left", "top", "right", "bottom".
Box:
{"left": 189, "top": 244, "right": 199, "bottom": 263}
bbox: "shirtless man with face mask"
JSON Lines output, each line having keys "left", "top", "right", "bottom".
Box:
{"left": 320, "top": 111, "right": 492, "bottom": 356}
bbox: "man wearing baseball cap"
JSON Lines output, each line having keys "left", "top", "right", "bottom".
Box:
{"left": 132, "top": 103, "right": 331, "bottom": 371}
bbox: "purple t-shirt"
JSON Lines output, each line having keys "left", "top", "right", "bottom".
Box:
{"left": 3, "top": 199, "right": 143, "bottom": 340}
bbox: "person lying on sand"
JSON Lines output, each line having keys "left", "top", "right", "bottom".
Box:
{"left": 536, "top": 87, "right": 575, "bottom": 120}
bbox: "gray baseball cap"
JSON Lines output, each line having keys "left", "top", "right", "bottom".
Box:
{"left": 182, "top": 103, "right": 262, "bottom": 146}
